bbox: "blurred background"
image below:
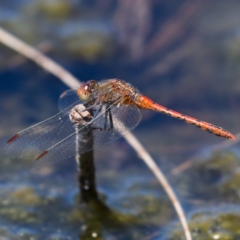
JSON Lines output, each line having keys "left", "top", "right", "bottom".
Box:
{"left": 0, "top": 0, "right": 240, "bottom": 239}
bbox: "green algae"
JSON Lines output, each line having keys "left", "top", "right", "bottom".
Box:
{"left": 168, "top": 150, "right": 240, "bottom": 239}
{"left": 69, "top": 190, "right": 173, "bottom": 227}
{"left": 26, "top": 0, "right": 73, "bottom": 19}
{"left": 0, "top": 227, "right": 36, "bottom": 240}
{"left": 10, "top": 187, "right": 42, "bottom": 206}
{"left": 63, "top": 29, "right": 116, "bottom": 61}
{"left": 0, "top": 179, "right": 167, "bottom": 239}
{"left": 0, "top": 0, "right": 116, "bottom": 64}
{"left": 0, "top": 187, "right": 41, "bottom": 224}
{"left": 168, "top": 211, "right": 240, "bottom": 240}
{"left": 0, "top": 16, "right": 40, "bottom": 47}
{"left": 175, "top": 151, "right": 240, "bottom": 202}
{"left": 218, "top": 170, "right": 240, "bottom": 201}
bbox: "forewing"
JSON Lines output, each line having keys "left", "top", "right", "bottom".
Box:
{"left": 4, "top": 101, "right": 82, "bottom": 160}
{"left": 31, "top": 131, "right": 77, "bottom": 169}
{"left": 31, "top": 123, "right": 96, "bottom": 169}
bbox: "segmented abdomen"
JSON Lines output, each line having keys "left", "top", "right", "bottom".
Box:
{"left": 135, "top": 94, "right": 235, "bottom": 140}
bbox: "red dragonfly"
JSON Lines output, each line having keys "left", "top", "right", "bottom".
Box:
{"left": 5, "top": 79, "right": 235, "bottom": 168}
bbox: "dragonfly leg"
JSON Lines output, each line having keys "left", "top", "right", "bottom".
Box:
{"left": 103, "top": 104, "right": 113, "bottom": 131}
{"left": 84, "top": 104, "right": 109, "bottom": 131}
{"left": 104, "top": 96, "right": 121, "bottom": 131}
{"left": 103, "top": 106, "right": 113, "bottom": 131}
{"left": 104, "top": 105, "right": 108, "bottom": 130}
{"left": 107, "top": 108, "right": 113, "bottom": 131}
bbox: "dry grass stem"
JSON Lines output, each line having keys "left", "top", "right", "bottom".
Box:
{"left": 124, "top": 133, "right": 192, "bottom": 240}
{"left": 0, "top": 27, "right": 80, "bottom": 88}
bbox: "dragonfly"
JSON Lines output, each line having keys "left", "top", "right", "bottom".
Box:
{"left": 5, "top": 79, "right": 235, "bottom": 169}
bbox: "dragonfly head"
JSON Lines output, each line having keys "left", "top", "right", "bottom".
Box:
{"left": 78, "top": 80, "right": 99, "bottom": 102}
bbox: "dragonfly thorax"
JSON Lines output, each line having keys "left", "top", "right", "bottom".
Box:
{"left": 99, "top": 79, "right": 139, "bottom": 106}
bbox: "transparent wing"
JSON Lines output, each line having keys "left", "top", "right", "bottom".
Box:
{"left": 5, "top": 84, "right": 142, "bottom": 169}
{"left": 4, "top": 98, "right": 83, "bottom": 160}
{"left": 31, "top": 103, "right": 142, "bottom": 169}
{"left": 5, "top": 86, "right": 104, "bottom": 164}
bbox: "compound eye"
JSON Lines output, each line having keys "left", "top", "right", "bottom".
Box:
{"left": 77, "top": 83, "right": 92, "bottom": 102}
{"left": 87, "top": 80, "right": 99, "bottom": 92}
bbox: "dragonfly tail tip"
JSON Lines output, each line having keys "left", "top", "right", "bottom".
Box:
{"left": 229, "top": 134, "right": 235, "bottom": 140}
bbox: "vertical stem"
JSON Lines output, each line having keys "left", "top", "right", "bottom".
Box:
{"left": 75, "top": 126, "right": 98, "bottom": 202}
